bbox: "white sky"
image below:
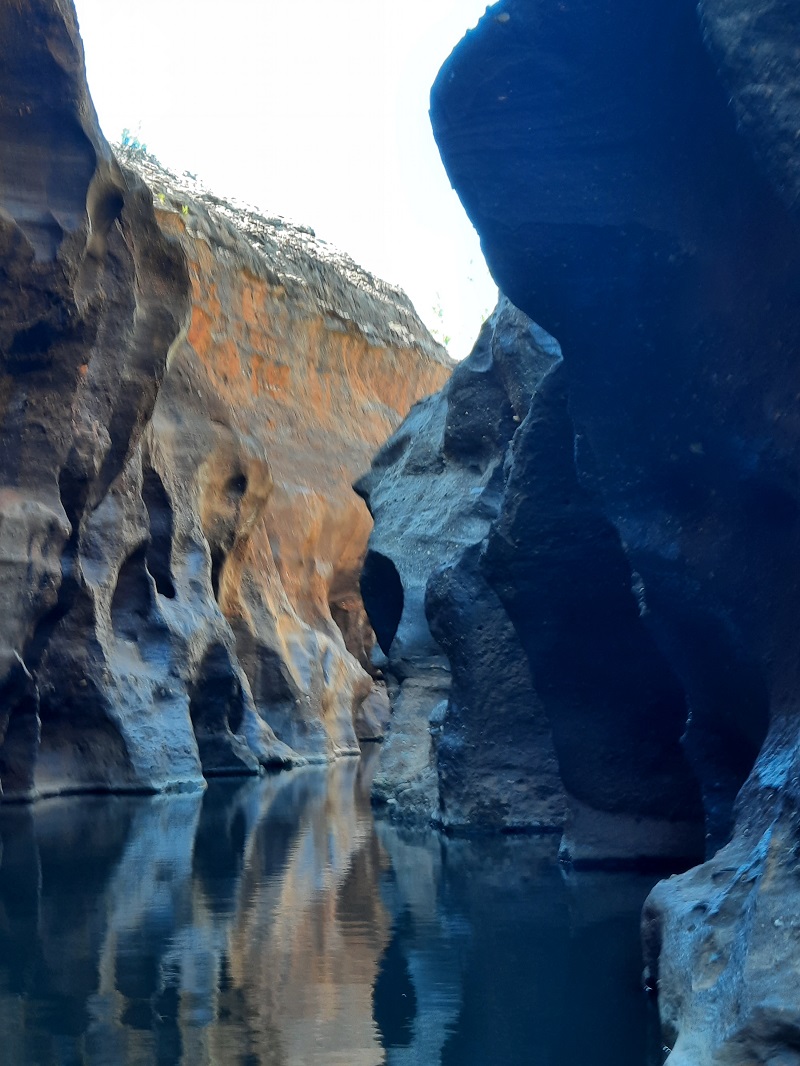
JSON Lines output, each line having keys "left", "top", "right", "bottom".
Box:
{"left": 72, "top": 0, "right": 498, "bottom": 359}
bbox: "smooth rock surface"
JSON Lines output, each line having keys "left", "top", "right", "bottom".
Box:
{"left": 428, "top": 0, "right": 800, "bottom": 1058}
{"left": 0, "top": 0, "right": 451, "bottom": 797}
{"left": 0, "top": 0, "right": 192, "bottom": 796}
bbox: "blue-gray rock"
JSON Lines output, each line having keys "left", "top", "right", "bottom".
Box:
{"left": 429, "top": 0, "right": 800, "bottom": 1058}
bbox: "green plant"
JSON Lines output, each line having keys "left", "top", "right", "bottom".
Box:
{"left": 117, "top": 126, "right": 161, "bottom": 166}
{"left": 120, "top": 126, "right": 147, "bottom": 153}
{"left": 431, "top": 294, "right": 451, "bottom": 349}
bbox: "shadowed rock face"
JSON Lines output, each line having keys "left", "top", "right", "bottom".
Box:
{"left": 424, "top": 0, "right": 800, "bottom": 1059}
{"left": 477, "top": 354, "right": 705, "bottom": 862}
{"left": 0, "top": 0, "right": 192, "bottom": 795}
{"left": 360, "top": 297, "right": 704, "bottom": 857}
{"left": 700, "top": 0, "right": 800, "bottom": 217}
{"left": 0, "top": 0, "right": 450, "bottom": 797}
{"left": 357, "top": 299, "right": 572, "bottom": 831}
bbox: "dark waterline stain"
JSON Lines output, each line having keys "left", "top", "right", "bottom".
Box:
{"left": 0, "top": 750, "right": 665, "bottom": 1065}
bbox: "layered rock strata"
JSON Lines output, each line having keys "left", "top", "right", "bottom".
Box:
{"left": 415, "top": 0, "right": 800, "bottom": 1060}
{"left": 0, "top": 0, "right": 450, "bottom": 799}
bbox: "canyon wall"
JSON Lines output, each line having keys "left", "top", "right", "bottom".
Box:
{"left": 0, "top": 0, "right": 450, "bottom": 799}
{"left": 357, "top": 298, "right": 570, "bottom": 832}
{"left": 360, "top": 0, "right": 800, "bottom": 1060}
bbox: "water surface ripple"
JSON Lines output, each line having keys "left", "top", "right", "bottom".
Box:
{"left": 0, "top": 749, "right": 664, "bottom": 1064}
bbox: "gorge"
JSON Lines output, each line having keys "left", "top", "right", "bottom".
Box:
{"left": 2, "top": 0, "right": 800, "bottom": 1063}
{"left": 357, "top": 0, "right": 800, "bottom": 1061}
{"left": 0, "top": 0, "right": 450, "bottom": 798}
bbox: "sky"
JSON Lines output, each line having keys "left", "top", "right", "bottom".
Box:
{"left": 72, "top": 0, "right": 499, "bottom": 360}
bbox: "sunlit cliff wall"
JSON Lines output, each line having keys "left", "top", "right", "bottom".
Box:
{"left": 0, "top": 0, "right": 450, "bottom": 798}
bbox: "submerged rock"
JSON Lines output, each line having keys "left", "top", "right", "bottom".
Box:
{"left": 0, "top": 0, "right": 450, "bottom": 798}
{"left": 420, "top": 0, "right": 800, "bottom": 1058}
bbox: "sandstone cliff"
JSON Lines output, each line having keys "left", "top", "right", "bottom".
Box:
{"left": 0, "top": 0, "right": 450, "bottom": 799}
{"left": 360, "top": 0, "right": 800, "bottom": 1059}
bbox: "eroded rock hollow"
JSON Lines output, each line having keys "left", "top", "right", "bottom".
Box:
{"left": 358, "top": 0, "right": 800, "bottom": 1059}
{"left": 0, "top": 0, "right": 450, "bottom": 799}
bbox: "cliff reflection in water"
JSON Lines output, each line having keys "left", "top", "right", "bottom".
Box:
{"left": 0, "top": 750, "right": 662, "bottom": 1065}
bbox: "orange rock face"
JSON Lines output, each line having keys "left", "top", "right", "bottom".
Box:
{"left": 0, "top": 0, "right": 449, "bottom": 797}
{"left": 131, "top": 152, "right": 452, "bottom": 766}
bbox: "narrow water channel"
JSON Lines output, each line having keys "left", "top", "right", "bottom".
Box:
{"left": 0, "top": 748, "right": 665, "bottom": 1065}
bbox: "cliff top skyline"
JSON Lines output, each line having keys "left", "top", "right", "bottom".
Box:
{"left": 72, "top": 0, "right": 498, "bottom": 360}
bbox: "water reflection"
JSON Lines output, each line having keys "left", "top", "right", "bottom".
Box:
{"left": 374, "top": 827, "right": 665, "bottom": 1066}
{"left": 0, "top": 753, "right": 663, "bottom": 1065}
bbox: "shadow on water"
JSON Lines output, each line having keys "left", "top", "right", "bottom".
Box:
{"left": 0, "top": 748, "right": 665, "bottom": 1065}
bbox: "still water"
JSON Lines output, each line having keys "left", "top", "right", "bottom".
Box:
{"left": 0, "top": 747, "right": 664, "bottom": 1065}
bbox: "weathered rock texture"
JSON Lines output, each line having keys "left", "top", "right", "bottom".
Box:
{"left": 0, "top": 0, "right": 450, "bottom": 799}
{"left": 357, "top": 298, "right": 570, "bottom": 831}
{"left": 117, "top": 149, "right": 449, "bottom": 771}
{"left": 360, "top": 292, "right": 705, "bottom": 856}
{"left": 413, "top": 0, "right": 800, "bottom": 1060}
{"left": 0, "top": 0, "right": 193, "bottom": 796}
